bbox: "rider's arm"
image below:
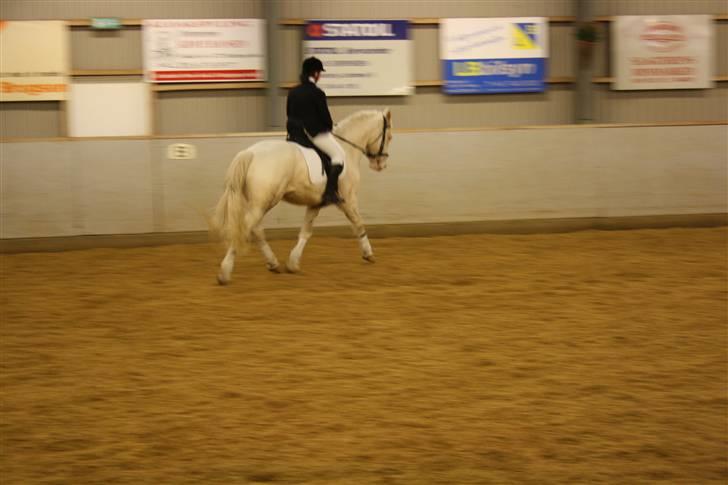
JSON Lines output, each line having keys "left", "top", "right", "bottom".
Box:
{"left": 315, "top": 90, "right": 334, "bottom": 133}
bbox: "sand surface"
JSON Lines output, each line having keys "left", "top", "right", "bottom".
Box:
{"left": 1, "top": 227, "right": 726, "bottom": 484}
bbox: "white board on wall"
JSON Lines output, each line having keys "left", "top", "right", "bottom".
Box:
{"left": 612, "top": 15, "right": 714, "bottom": 90}
{"left": 68, "top": 83, "right": 151, "bottom": 137}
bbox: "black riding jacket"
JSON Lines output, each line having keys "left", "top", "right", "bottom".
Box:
{"left": 286, "top": 79, "right": 334, "bottom": 141}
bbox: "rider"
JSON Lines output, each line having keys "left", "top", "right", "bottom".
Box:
{"left": 286, "top": 57, "right": 345, "bottom": 206}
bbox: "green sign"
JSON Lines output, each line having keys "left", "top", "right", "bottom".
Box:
{"left": 90, "top": 18, "right": 122, "bottom": 30}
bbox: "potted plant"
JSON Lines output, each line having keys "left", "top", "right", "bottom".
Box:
{"left": 576, "top": 21, "right": 599, "bottom": 66}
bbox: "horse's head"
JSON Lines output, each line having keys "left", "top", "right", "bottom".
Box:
{"left": 335, "top": 108, "right": 393, "bottom": 172}
{"left": 365, "top": 108, "right": 392, "bottom": 172}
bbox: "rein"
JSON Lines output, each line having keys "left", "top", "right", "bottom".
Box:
{"left": 334, "top": 113, "right": 389, "bottom": 159}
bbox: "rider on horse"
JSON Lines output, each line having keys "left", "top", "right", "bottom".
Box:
{"left": 286, "top": 57, "right": 345, "bottom": 206}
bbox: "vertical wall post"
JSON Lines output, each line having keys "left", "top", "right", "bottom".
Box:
{"left": 575, "top": 0, "right": 594, "bottom": 123}
{"left": 264, "top": 0, "right": 282, "bottom": 130}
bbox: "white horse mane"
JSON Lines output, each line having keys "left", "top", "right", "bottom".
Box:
{"left": 336, "top": 109, "right": 382, "bottom": 134}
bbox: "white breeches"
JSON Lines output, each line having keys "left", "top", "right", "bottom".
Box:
{"left": 310, "top": 132, "right": 345, "bottom": 166}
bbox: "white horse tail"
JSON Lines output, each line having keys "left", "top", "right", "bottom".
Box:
{"left": 212, "top": 149, "right": 253, "bottom": 250}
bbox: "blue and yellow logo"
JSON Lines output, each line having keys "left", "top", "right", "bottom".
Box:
{"left": 512, "top": 23, "right": 539, "bottom": 49}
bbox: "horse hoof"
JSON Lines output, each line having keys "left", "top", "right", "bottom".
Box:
{"left": 363, "top": 254, "right": 376, "bottom": 263}
{"left": 285, "top": 264, "right": 300, "bottom": 274}
{"left": 217, "top": 274, "right": 230, "bottom": 285}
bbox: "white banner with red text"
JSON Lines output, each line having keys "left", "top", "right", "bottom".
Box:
{"left": 143, "top": 19, "right": 265, "bottom": 83}
{"left": 613, "top": 15, "right": 713, "bottom": 90}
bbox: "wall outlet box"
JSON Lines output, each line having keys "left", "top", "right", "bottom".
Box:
{"left": 167, "top": 143, "right": 197, "bottom": 160}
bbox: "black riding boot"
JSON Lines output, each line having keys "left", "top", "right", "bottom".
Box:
{"left": 320, "top": 164, "right": 344, "bottom": 206}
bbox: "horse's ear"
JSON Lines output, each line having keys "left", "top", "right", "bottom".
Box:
{"left": 384, "top": 107, "right": 391, "bottom": 121}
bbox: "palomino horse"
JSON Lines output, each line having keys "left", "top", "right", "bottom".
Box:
{"left": 211, "top": 108, "right": 393, "bottom": 284}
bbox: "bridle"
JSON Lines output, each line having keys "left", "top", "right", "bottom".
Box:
{"left": 334, "top": 113, "right": 389, "bottom": 160}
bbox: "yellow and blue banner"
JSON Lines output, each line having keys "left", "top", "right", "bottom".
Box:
{"left": 440, "top": 18, "right": 548, "bottom": 94}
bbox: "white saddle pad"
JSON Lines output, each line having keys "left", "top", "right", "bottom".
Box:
{"left": 290, "top": 142, "right": 345, "bottom": 185}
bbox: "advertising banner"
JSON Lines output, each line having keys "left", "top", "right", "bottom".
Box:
{"left": 303, "top": 20, "right": 413, "bottom": 96}
{"left": 440, "top": 18, "right": 548, "bottom": 94}
{"left": 0, "top": 21, "right": 69, "bottom": 102}
{"left": 143, "top": 19, "right": 265, "bottom": 83}
{"left": 613, "top": 15, "right": 713, "bottom": 90}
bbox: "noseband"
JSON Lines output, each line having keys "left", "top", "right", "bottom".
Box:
{"left": 334, "top": 114, "right": 389, "bottom": 160}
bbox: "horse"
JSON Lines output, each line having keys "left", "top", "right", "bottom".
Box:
{"left": 211, "top": 108, "right": 393, "bottom": 285}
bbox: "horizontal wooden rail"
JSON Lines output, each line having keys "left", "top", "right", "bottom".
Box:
{"left": 74, "top": 76, "right": 728, "bottom": 89}
{"left": 410, "top": 18, "right": 444, "bottom": 25}
{"left": 64, "top": 15, "right": 727, "bottom": 28}
{"left": 594, "top": 76, "right": 728, "bottom": 84}
{"left": 413, "top": 80, "right": 443, "bottom": 87}
{"left": 153, "top": 82, "right": 267, "bottom": 91}
{"left": 44, "top": 72, "right": 728, "bottom": 88}
{"left": 67, "top": 75, "right": 728, "bottom": 89}
{"left": 67, "top": 18, "right": 142, "bottom": 27}
{"left": 72, "top": 69, "right": 143, "bottom": 76}
{"left": 546, "top": 76, "right": 575, "bottom": 84}
{"left": 58, "top": 14, "right": 728, "bottom": 30}
{"left": 596, "top": 14, "right": 727, "bottom": 22}
{"left": 280, "top": 16, "right": 576, "bottom": 26}
{"left": 280, "top": 78, "right": 575, "bottom": 89}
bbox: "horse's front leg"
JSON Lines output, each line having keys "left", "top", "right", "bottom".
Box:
{"left": 286, "top": 206, "right": 320, "bottom": 273}
{"left": 217, "top": 246, "right": 236, "bottom": 285}
{"left": 338, "top": 199, "right": 375, "bottom": 262}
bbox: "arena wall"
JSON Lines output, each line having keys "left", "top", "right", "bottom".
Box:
{"left": 1, "top": 1, "right": 726, "bottom": 251}
{"left": 1, "top": 123, "right": 725, "bottom": 246}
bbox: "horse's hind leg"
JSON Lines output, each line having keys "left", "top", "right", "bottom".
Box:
{"left": 287, "top": 206, "right": 320, "bottom": 273}
{"left": 216, "top": 206, "right": 266, "bottom": 285}
{"left": 252, "top": 225, "right": 280, "bottom": 273}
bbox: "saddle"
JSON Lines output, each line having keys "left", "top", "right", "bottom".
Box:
{"left": 286, "top": 132, "right": 332, "bottom": 177}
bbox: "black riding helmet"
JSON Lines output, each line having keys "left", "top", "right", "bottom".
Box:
{"left": 301, "top": 57, "right": 325, "bottom": 78}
